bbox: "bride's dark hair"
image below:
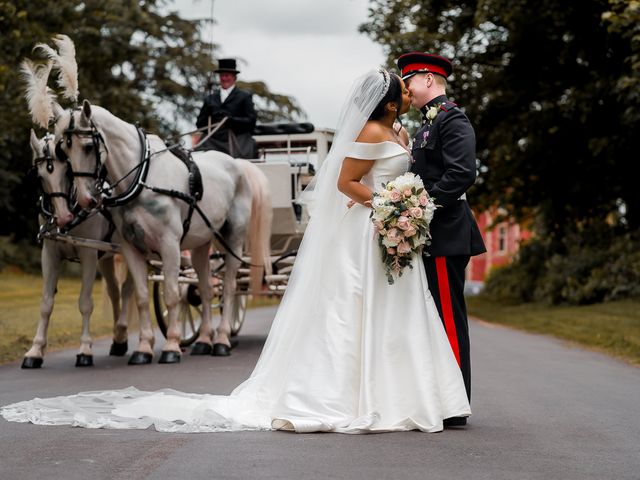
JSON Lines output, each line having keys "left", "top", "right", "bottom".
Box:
{"left": 368, "top": 72, "right": 402, "bottom": 122}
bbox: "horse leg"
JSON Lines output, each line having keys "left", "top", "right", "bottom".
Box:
{"left": 190, "top": 243, "right": 214, "bottom": 355}
{"left": 114, "top": 271, "right": 135, "bottom": 355}
{"left": 99, "top": 256, "right": 128, "bottom": 356}
{"left": 23, "top": 242, "right": 61, "bottom": 368}
{"left": 120, "top": 243, "right": 155, "bottom": 365}
{"left": 75, "top": 248, "right": 98, "bottom": 367}
{"left": 213, "top": 246, "right": 242, "bottom": 357}
{"left": 158, "top": 243, "right": 182, "bottom": 364}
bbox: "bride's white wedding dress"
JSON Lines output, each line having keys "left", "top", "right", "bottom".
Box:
{"left": 1, "top": 141, "right": 470, "bottom": 434}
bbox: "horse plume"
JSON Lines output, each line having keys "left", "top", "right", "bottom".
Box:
{"left": 33, "top": 34, "right": 79, "bottom": 104}
{"left": 20, "top": 59, "right": 56, "bottom": 129}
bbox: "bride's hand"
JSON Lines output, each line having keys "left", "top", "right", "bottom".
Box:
{"left": 347, "top": 199, "right": 356, "bottom": 209}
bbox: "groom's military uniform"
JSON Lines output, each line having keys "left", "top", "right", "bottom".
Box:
{"left": 398, "top": 53, "right": 486, "bottom": 406}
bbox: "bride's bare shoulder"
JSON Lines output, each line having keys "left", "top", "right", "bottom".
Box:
{"left": 355, "top": 121, "right": 387, "bottom": 144}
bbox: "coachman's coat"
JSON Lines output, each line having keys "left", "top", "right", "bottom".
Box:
{"left": 196, "top": 88, "right": 257, "bottom": 158}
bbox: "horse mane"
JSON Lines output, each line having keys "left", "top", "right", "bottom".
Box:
{"left": 20, "top": 59, "right": 55, "bottom": 129}
{"left": 33, "top": 34, "right": 79, "bottom": 104}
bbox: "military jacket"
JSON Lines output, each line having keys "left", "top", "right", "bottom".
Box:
{"left": 410, "top": 95, "right": 486, "bottom": 257}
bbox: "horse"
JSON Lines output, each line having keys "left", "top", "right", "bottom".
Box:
{"left": 24, "top": 130, "right": 134, "bottom": 368}
{"left": 54, "top": 100, "right": 272, "bottom": 364}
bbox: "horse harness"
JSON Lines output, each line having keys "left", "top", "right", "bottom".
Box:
{"left": 33, "top": 133, "right": 116, "bottom": 252}
{"left": 57, "top": 111, "right": 253, "bottom": 265}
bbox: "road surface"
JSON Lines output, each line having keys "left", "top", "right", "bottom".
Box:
{"left": 1, "top": 307, "right": 638, "bottom": 479}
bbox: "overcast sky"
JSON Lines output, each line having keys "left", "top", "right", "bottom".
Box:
{"left": 171, "top": 0, "right": 386, "bottom": 129}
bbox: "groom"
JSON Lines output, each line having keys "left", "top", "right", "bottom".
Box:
{"left": 397, "top": 52, "right": 486, "bottom": 426}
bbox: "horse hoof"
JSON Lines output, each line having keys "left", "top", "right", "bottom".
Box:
{"left": 159, "top": 351, "right": 181, "bottom": 364}
{"left": 128, "top": 351, "right": 153, "bottom": 365}
{"left": 75, "top": 354, "right": 94, "bottom": 367}
{"left": 191, "top": 342, "right": 213, "bottom": 355}
{"left": 109, "top": 341, "right": 128, "bottom": 356}
{"left": 212, "top": 343, "right": 231, "bottom": 357}
{"left": 21, "top": 357, "right": 43, "bottom": 369}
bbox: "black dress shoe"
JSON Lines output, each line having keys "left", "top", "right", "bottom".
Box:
{"left": 443, "top": 417, "right": 467, "bottom": 427}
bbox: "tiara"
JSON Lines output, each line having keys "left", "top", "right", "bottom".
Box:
{"left": 379, "top": 68, "right": 391, "bottom": 99}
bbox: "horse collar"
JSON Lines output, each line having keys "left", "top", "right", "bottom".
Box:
{"left": 101, "top": 126, "right": 151, "bottom": 208}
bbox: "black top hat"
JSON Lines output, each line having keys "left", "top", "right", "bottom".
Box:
{"left": 215, "top": 58, "right": 240, "bottom": 74}
{"left": 397, "top": 52, "right": 453, "bottom": 81}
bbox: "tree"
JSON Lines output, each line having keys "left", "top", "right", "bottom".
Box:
{"left": 0, "top": 0, "right": 303, "bottom": 243}
{"left": 360, "top": 0, "right": 639, "bottom": 235}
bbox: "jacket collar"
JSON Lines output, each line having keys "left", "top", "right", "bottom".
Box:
{"left": 420, "top": 94, "right": 448, "bottom": 117}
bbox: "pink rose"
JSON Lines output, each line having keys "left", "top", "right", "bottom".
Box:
{"left": 397, "top": 241, "right": 412, "bottom": 254}
{"left": 387, "top": 228, "right": 402, "bottom": 244}
{"left": 404, "top": 225, "right": 417, "bottom": 237}
{"left": 401, "top": 210, "right": 409, "bottom": 216}
{"left": 403, "top": 188, "right": 412, "bottom": 197}
{"left": 419, "top": 195, "right": 429, "bottom": 206}
{"left": 410, "top": 207, "right": 423, "bottom": 219}
{"left": 390, "top": 190, "right": 402, "bottom": 202}
{"left": 397, "top": 216, "right": 411, "bottom": 231}
{"left": 386, "top": 247, "right": 396, "bottom": 255}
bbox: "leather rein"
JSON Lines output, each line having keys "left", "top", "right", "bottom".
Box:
{"left": 55, "top": 111, "right": 259, "bottom": 267}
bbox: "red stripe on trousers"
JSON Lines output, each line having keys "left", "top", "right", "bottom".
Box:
{"left": 435, "top": 257, "right": 461, "bottom": 366}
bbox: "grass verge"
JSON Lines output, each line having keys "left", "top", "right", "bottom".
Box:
{"left": 0, "top": 270, "right": 281, "bottom": 365}
{"left": 466, "top": 296, "right": 640, "bottom": 365}
{"left": 0, "top": 269, "right": 115, "bottom": 364}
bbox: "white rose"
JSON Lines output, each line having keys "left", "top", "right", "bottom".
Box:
{"left": 426, "top": 106, "right": 439, "bottom": 121}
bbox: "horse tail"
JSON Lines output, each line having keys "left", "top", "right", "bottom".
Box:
{"left": 240, "top": 161, "right": 273, "bottom": 294}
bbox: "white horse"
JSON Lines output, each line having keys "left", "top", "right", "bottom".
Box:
{"left": 54, "top": 101, "right": 272, "bottom": 364}
{"left": 25, "top": 130, "right": 134, "bottom": 368}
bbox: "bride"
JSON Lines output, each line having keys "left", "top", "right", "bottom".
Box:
{"left": 2, "top": 69, "right": 470, "bottom": 433}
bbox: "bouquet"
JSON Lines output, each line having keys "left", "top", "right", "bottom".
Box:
{"left": 370, "top": 172, "right": 437, "bottom": 285}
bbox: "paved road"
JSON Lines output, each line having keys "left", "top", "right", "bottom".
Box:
{"left": 1, "top": 307, "right": 638, "bottom": 480}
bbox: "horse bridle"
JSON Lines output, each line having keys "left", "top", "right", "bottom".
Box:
{"left": 55, "top": 110, "right": 109, "bottom": 189}
{"left": 55, "top": 109, "right": 153, "bottom": 207}
{"left": 31, "top": 133, "right": 76, "bottom": 218}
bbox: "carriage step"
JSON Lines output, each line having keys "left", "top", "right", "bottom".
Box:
{"left": 265, "top": 274, "right": 289, "bottom": 282}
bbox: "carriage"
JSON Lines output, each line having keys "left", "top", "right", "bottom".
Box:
{"left": 39, "top": 122, "right": 335, "bottom": 347}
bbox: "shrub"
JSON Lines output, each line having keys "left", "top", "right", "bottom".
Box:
{"left": 482, "top": 229, "right": 640, "bottom": 305}
{"left": 0, "top": 236, "right": 41, "bottom": 273}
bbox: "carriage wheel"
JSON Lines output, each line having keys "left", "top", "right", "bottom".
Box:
{"left": 153, "top": 281, "right": 216, "bottom": 347}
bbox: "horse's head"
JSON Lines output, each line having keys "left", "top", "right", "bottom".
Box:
{"left": 54, "top": 100, "right": 106, "bottom": 209}
{"left": 30, "top": 129, "right": 74, "bottom": 227}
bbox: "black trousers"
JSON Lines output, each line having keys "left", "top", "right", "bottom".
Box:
{"left": 423, "top": 255, "right": 471, "bottom": 402}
